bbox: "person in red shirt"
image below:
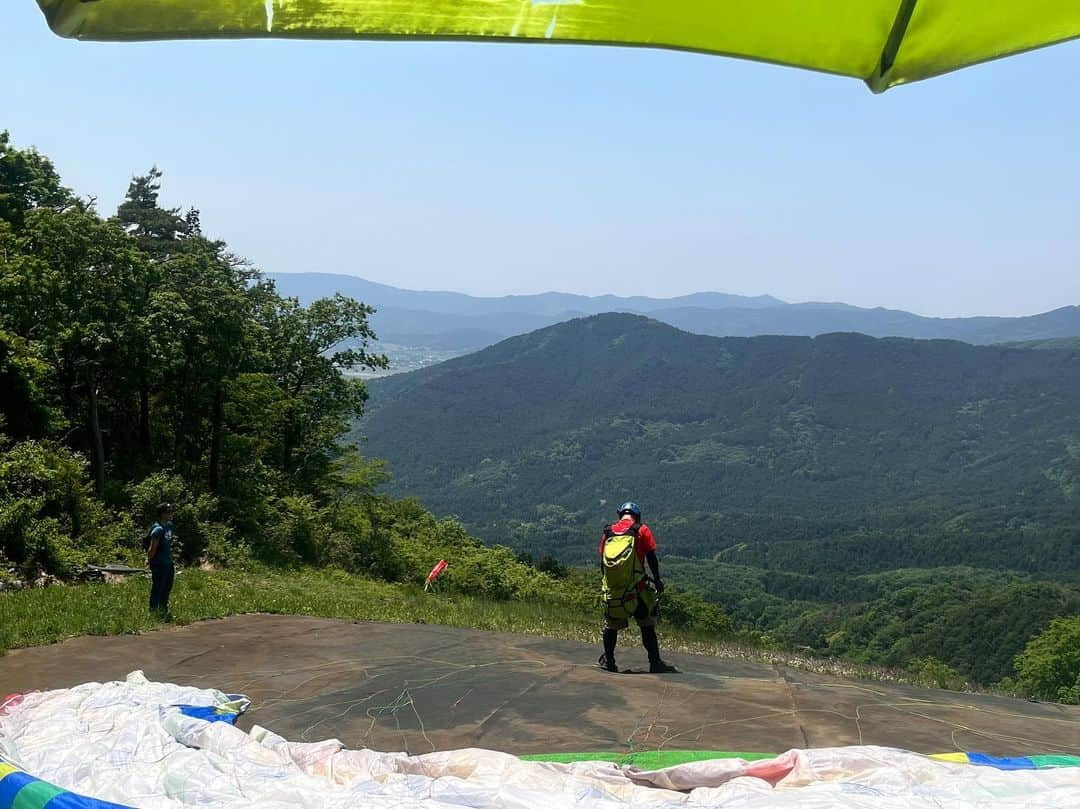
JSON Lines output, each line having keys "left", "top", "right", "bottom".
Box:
{"left": 598, "top": 501, "right": 678, "bottom": 674}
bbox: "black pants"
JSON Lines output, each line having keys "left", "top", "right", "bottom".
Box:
{"left": 149, "top": 563, "right": 175, "bottom": 614}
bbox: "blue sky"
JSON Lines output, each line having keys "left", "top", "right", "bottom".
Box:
{"left": 5, "top": 4, "right": 1080, "bottom": 316}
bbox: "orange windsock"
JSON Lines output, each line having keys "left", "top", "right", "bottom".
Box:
{"left": 425, "top": 559, "right": 448, "bottom": 586}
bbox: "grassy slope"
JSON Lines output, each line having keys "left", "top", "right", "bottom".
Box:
{"left": 0, "top": 567, "right": 1003, "bottom": 694}
{"left": 361, "top": 315, "right": 1080, "bottom": 574}
{"left": 0, "top": 567, "right": 596, "bottom": 653}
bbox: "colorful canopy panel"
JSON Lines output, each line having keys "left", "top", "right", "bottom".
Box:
{"left": 0, "top": 760, "right": 132, "bottom": 809}
{"left": 34, "top": 1, "right": 1080, "bottom": 92}
{"left": 523, "top": 749, "right": 1080, "bottom": 771}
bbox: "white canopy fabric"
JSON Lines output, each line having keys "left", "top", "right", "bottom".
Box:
{"left": 1, "top": 673, "right": 1079, "bottom": 808}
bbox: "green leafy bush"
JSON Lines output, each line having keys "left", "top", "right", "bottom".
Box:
{"left": 127, "top": 472, "right": 229, "bottom": 564}
{"left": 660, "top": 587, "right": 733, "bottom": 636}
{"left": 264, "top": 495, "right": 324, "bottom": 564}
{"left": 1013, "top": 615, "right": 1080, "bottom": 704}
{"left": 907, "top": 657, "right": 967, "bottom": 691}
{"left": 0, "top": 440, "right": 123, "bottom": 575}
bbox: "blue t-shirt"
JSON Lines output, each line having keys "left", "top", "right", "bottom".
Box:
{"left": 149, "top": 521, "right": 174, "bottom": 566}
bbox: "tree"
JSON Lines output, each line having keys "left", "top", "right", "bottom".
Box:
{"left": 255, "top": 291, "right": 386, "bottom": 484}
{"left": 115, "top": 167, "right": 195, "bottom": 261}
{"left": 1013, "top": 615, "right": 1080, "bottom": 704}
{"left": 1, "top": 199, "right": 148, "bottom": 495}
{"left": 0, "top": 438, "right": 124, "bottom": 577}
{"left": 114, "top": 168, "right": 199, "bottom": 460}
{"left": 114, "top": 169, "right": 263, "bottom": 493}
{"left": 0, "top": 131, "right": 74, "bottom": 231}
{"left": 111, "top": 167, "right": 388, "bottom": 541}
{"left": 152, "top": 238, "right": 255, "bottom": 492}
{"left": 0, "top": 330, "right": 56, "bottom": 440}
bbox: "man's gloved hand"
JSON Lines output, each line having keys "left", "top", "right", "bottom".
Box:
{"left": 654, "top": 578, "right": 665, "bottom": 595}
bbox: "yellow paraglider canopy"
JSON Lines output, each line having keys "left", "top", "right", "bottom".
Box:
{"left": 35, "top": 1, "right": 1080, "bottom": 92}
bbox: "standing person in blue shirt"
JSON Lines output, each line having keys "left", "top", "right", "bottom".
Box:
{"left": 146, "top": 503, "right": 176, "bottom": 618}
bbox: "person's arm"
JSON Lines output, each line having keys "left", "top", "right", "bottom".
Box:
{"left": 639, "top": 525, "right": 663, "bottom": 592}
{"left": 645, "top": 550, "right": 663, "bottom": 592}
{"left": 146, "top": 528, "right": 161, "bottom": 566}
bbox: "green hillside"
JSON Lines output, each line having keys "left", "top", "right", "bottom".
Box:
{"left": 362, "top": 314, "right": 1080, "bottom": 575}
{"left": 661, "top": 560, "right": 1080, "bottom": 685}
{"left": 358, "top": 314, "right": 1080, "bottom": 685}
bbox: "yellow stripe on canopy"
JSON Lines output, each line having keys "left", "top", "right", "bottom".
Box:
{"left": 35, "top": 1, "right": 1080, "bottom": 92}
{"left": 930, "top": 753, "right": 971, "bottom": 764}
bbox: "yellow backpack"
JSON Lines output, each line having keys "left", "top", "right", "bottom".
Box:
{"left": 600, "top": 524, "right": 646, "bottom": 620}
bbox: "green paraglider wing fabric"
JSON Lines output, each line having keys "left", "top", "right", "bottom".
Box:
{"left": 34, "top": 1, "right": 1080, "bottom": 92}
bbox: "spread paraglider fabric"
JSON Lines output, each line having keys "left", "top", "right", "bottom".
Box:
{"left": 33, "top": 1, "right": 1080, "bottom": 92}
{"left": 2, "top": 673, "right": 1079, "bottom": 808}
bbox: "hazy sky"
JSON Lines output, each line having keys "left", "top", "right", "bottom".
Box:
{"left": 6, "top": 4, "right": 1080, "bottom": 317}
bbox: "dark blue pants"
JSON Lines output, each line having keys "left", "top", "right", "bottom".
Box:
{"left": 149, "top": 563, "right": 175, "bottom": 614}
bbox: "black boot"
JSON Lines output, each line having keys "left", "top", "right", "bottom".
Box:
{"left": 598, "top": 628, "right": 619, "bottom": 672}
{"left": 641, "top": 625, "right": 679, "bottom": 673}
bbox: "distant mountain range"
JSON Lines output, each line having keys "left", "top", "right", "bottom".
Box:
{"left": 269, "top": 273, "right": 1080, "bottom": 351}
{"left": 358, "top": 314, "right": 1080, "bottom": 576}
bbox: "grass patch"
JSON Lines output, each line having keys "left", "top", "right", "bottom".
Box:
{"left": 0, "top": 567, "right": 1002, "bottom": 695}
{"left": 0, "top": 567, "right": 604, "bottom": 654}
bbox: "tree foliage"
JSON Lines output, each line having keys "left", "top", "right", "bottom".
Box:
{"left": 1013, "top": 616, "right": 1080, "bottom": 704}
{"left": 0, "top": 132, "right": 390, "bottom": 574}
{"left": 664, "top": 558, "right": 1080, "bottom": 687}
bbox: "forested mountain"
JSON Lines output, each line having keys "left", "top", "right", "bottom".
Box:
{"left": 357, "top": 314, "right": 1080, "bottom": 685}
{"left": 657, "top": 303, "right": 1080, "bottom": 344}
{"left": 268, "top": 272, "right": 782, "bottom": 316}
{"left": 271, "top": 272, "right": 1080, "bottom": 352}
{"left": 361, "top": 314, "right": 1080, "bottom": 576}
